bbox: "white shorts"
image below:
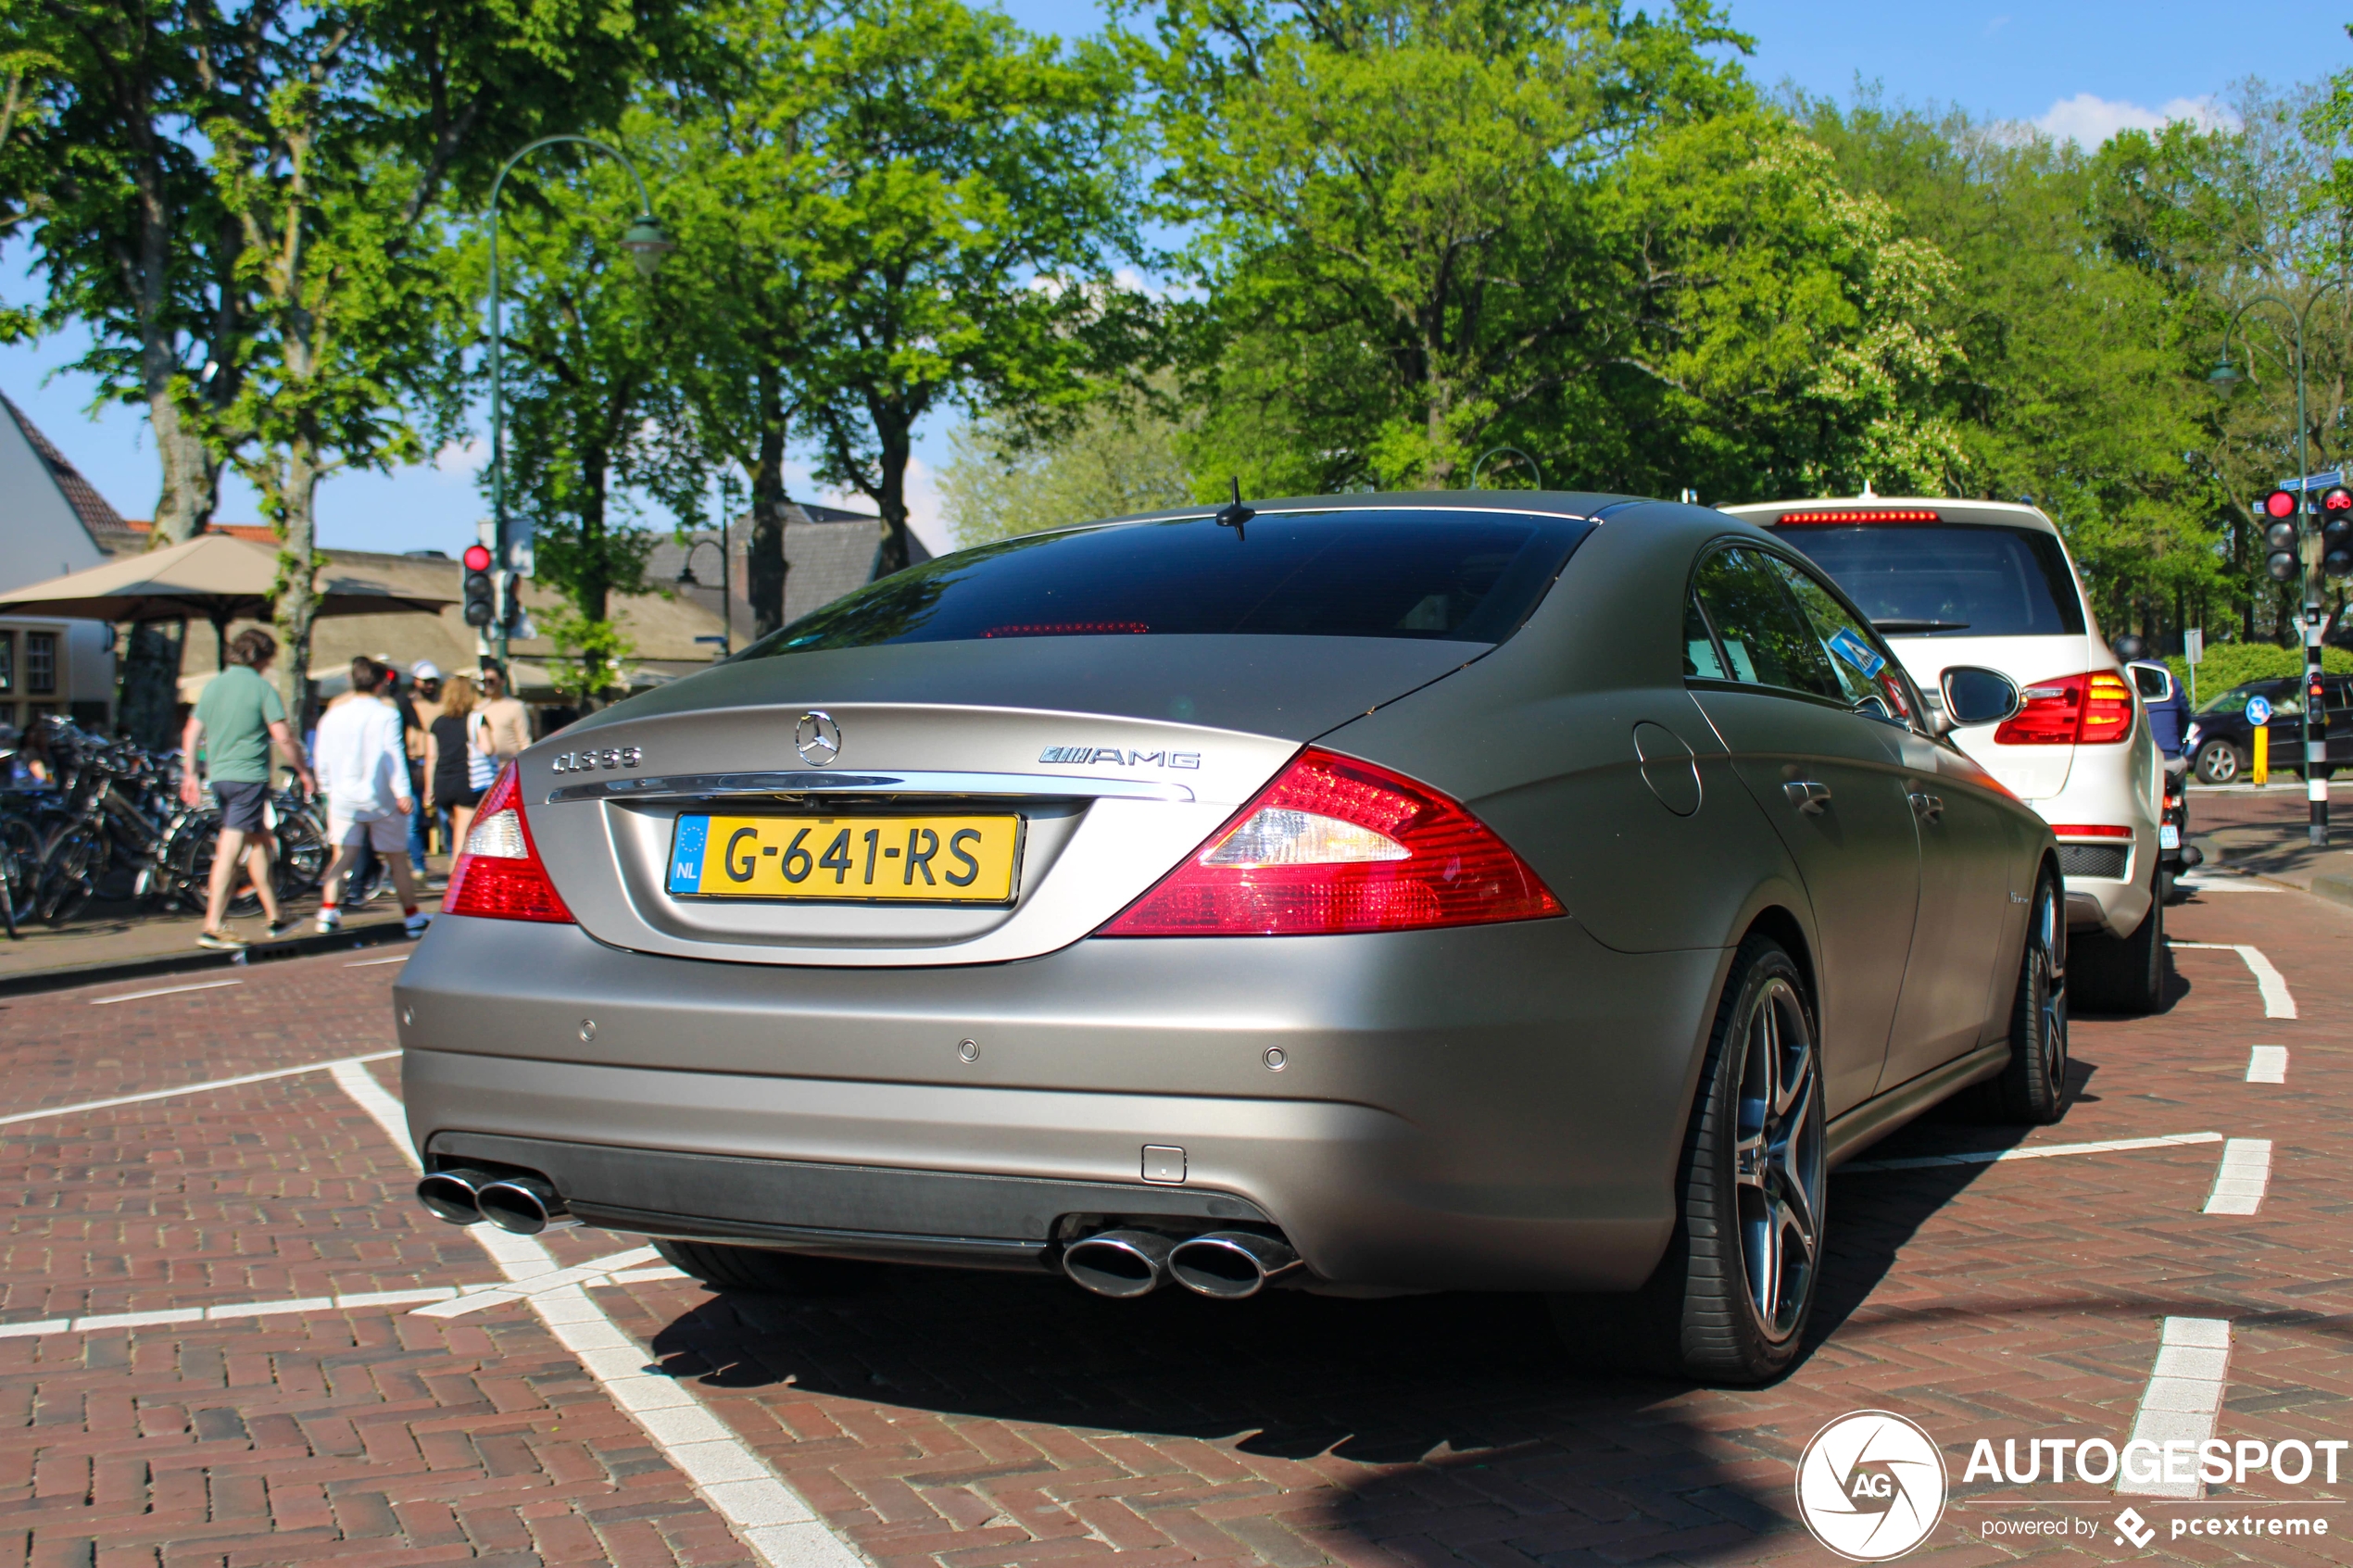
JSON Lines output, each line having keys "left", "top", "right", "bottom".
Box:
{"left": 329, "top": 810, "right": 408, "bottom": 854}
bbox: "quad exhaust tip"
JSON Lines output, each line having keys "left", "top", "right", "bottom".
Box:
{"left": 1062, "top": 1228, "right": 1301, "bottom": 1299}
{"left": 416, "top": 1169, "right": 578, "bottom": 1235}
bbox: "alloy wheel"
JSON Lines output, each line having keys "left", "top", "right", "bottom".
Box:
{"left": 1732, "top": 975, "right": 1823, "bottom": 1344}
{"left": 2032, "top": 879, "right": 2067, "bottom": 1094}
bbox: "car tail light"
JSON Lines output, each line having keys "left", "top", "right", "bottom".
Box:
{"left": 1099, "top": 748, "right": 1563, "bottom": 936}
{"left": 1774, "top": 508, "right": 1943, "bottom": 524}
{"left": 442, "top": 763, "right": 574, "bottom": 922}
{"left": 2045, "top": 823, "right": 2132, "bottom": 837}
{"left": 1993, "top": 671, "right": 2135, "bottom": 746}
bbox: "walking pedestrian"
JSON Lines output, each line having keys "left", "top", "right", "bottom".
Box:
{"left": 313, "top": 657, "right": 429, "bottom": 937}
{"left": 475, "top": 665, "right": 532, "bottom": 771}
{"left": 424, "top": 673, "right": 489, "bottom": 852}
{"left": 180, "top": 629, "right": 315, "bottom": 951}
{"left": 385, "top": 662, "right": 433, "bottom": 880}
{"left": 409, "top": 661, "right": 447, "bottom": 866}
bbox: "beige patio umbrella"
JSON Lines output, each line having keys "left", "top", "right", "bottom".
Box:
{"left": 0, "top": 532, "right": 451, "bottom": 666}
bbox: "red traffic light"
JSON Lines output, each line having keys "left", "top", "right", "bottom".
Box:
{"left": 2325, "top": 486, "right": 2353, "bottom": 513}
{"left": 462, "top": 544, "right": 494, "bottom": 572}
{"left": 2264, "top": 489, "right": 2298, "bottom": 519}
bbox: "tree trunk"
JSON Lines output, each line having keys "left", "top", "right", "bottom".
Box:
{"left": 148, "top": 388, "right": 220, "bottom": 546}
{"left": 746, "top": 370, "right": 790, "bottom": 636}
{"left": 270, "top": 443, "right": 325, "bottom": 737}
{"left": 114, "top": 619, "right": 184, "bottom": 749}
{"left": 873, "top": 414, "right": 913, "bottom": 577}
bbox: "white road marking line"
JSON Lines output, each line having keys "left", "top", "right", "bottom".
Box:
{"left": 346, "top": 953, "right": 410, "bottom": 967}
{"left": 2170, "top": 942, "right": 2296, "bottom": 1018}
{"left": 409, "top": 1246, "right": 662, "bottom": 1318}
{"left": 89, "top": 978, "right": 244, "bottom": 1005}
{"left": 326, "top": 1060, "right": 859, "bottom": 1568}
{"left": 605, "top": 1266, "right": 691, "bottom": 1286}
{"left": 0, "top": 1286, "right": 466, "bottom": 1337}
{"left": 2173, "top": 874, "right": 2283, "bottom": 893}
{"left": 2203, "top": 1138, "right": 2274, "bottom": 1216}
{"left": 2247, "top": 1046, "right": 2289, "bottom": 1084}
{"left": 1839, "top": 1131, "right": 2222, "bottom": 1173}
{"left": 0, "top": 1050, "right": 399, "bottom": 1128}
{"left": 2117, "top": 1317, "right": 2233, "bottom": 1499}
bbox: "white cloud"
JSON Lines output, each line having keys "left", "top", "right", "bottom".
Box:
{"left": 1983, "top": 14, "right": 2009, "bottom": 36}
{"left": 2032, "top": 93, "right": 2232, "bottom": 148}
{"left": 433, "top": 436, "right": 488, "bottom": 477}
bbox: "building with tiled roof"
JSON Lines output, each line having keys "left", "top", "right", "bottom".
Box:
{"left": 646, "top": 499, "right": 933, "bottom": 650}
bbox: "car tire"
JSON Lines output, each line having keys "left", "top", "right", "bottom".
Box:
{"left": 2194, "top": 740, "right": 2242, "bottom": 784}
{"left": 651, "top": 1238, "right": 884, "bottom": 1296}
{"left": 1549, "top": 935, "right": 1825, "bottom": 1385}
{"left": 1987, "top": 869, "right": 2068, "bottom": 1123}
{"left": 2069, "top": 882, "right": 2163, "bottom": 1013}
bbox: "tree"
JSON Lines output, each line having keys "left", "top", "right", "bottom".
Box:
{"left": 1142, "top": 0, "right": 1750, "bottom": 493}
{"left": 940, "top": 378, "right": 1193, "bottom": 546}
{"left": 791, "top": 0, "right": 1149, "bottom": 575}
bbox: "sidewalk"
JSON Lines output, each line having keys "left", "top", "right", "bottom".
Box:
{"left": 2184, "top": 780, "right": 2353, "bottom": 907}
{"left": 0, "top": 864, "right": 444, "bottom": 995}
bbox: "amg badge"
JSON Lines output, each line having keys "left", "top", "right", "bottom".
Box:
{"left": 1039, "top": 746, "right": 1201, "bottom": 769}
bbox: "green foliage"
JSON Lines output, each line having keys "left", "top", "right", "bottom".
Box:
{"left": 538, "top": 608, "right": 640, "bottom": 707}
{"left": 940, "top": 381, "right": 1193, "bottom": 546}
{"left": 2170, "top": 640, "right": 2353, "bottom": 700}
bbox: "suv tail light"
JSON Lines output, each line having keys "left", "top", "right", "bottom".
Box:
{"left": 1099, "top": 747, "right": 1563, "bottom": 936}
{"left": 442, "top": 763, "right": 575, "bottom": 922}
{"left": 1993, "top": 671, "right": 2135, "bottom": 746}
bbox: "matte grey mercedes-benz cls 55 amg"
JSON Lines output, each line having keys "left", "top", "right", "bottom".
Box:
{"left": 396, "top": 492, "right": 2065, "bottom": 1383}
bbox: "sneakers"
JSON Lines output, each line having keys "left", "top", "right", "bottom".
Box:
{"left": 403, "top": 910, "right": 432, "bottom": 938}
{"left": 195, "top": 929, "right": 247, "bottom": 952}
{"left": 316, "top": 907, "right": 342, "bottom": 934}
{"left": 266, "top": 919, "right": 297, "bottom": 939}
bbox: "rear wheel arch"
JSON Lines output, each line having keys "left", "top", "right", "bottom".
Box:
{"left": 1741, "top": 905, "right": 1818, "bottom": 1033}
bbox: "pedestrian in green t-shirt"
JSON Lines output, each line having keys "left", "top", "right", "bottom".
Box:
{"left": 181, "top": 628, "right": 316, "bottom": 950}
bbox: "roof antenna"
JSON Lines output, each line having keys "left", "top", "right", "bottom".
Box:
{"left": 1215, "top": 476, "right": 1253, "bottom": 540}
{"left": 1860, "top": 479, "right": 1879, "bottom": 500}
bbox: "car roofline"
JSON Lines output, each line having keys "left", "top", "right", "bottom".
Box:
{"left": 1717, "top": 496, "right": 2061, "bottom": 533}
{"left": 990, "top": 490, "right": 1635, "bottom": 544}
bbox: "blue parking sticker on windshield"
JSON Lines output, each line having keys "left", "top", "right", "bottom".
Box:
{"left": 669, "top": 816, "right": 710, "bottom": 894}
{"left": 1828, "top": 626, "right": 1886, "bottom": 679}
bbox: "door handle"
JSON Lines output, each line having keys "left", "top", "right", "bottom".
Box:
{"left": 1783, "top": 781, "right": 1831, "bottom": 814}
{"left": 1909, "top": 791, "right": 1944, "bottom": 822}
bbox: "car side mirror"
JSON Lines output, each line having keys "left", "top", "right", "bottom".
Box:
{"left": 2130, "top": 663, "right": 2173, "bottom": 703}
{"left": 1938, "top": 666, "right": 2021, "bottom": 732}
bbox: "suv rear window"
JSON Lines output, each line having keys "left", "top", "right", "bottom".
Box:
{"left": 743, "top": 509, "right": 1592, "bottom": 656}
{"left": 1768, "top": 523, "right": 2086, "bottom": 637}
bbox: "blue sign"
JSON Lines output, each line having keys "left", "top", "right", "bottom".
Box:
{"left": 1827, "top": 626, "right": 1886, "bottom": 679}
{"left": 2278, "top": 469, "right": 2348, "bottom": 493}
{"left": 2246, "top": 695, "right": 2273, "bottom": 726}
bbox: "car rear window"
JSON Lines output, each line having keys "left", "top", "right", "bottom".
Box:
{"left": 742, "top": 509, "right": 1593, "bottom": 656}
{"left": 1768, "top": 523, "right": 2086, "bottom": 637}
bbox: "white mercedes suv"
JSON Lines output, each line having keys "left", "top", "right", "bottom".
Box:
{"left": 1719, "top": 496, "right": 2165, "bottom": 1011}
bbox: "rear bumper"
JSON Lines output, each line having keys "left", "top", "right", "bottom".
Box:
{"left": 395, "top": 915, "right": 1730, "bottom": 1292}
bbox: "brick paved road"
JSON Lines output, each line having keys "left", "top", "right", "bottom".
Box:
{"left": 4, "top": 875, "right": 2350, "bottom": 1567}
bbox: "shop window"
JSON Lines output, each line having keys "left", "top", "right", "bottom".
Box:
{"left": 26, "top": 632, "right": 56, "bottom": 694}
{"left": 0, "top": 631, "right": 14, "bottom": 694}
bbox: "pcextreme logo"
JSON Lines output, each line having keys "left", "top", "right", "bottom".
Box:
{"left": 1794, "top": 1411, "right": 1950, "bottom": 1561}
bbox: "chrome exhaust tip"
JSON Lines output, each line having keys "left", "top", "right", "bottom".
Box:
{"left": 1167, "top": 1232, "right": 1301, "bottom": 1299}
{"left": 1062, "top": 1229, "right": 1174, "bottom": 1298}
{"left": 416, "top": 1168, "right": 493, "bottom": 1225}
{"left": 472, "top": 1175, "right": 578, "bottom": 1236}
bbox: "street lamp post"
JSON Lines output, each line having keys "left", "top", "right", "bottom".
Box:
{"left": 484, "top": 135, "right": 673, "bottom": 673}
{"left": 2210, "top": 283, "right": 2350, "bottom": 848}
{"left": 1470, "top": 445, "right": 1543, "bottom": 491}
{"left": 676, "top": 536, "right": 732, "bottom": 659}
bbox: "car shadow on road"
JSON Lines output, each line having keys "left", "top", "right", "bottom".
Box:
{"left": 634, "top": 1054, "right": 2131, "bottom": 1566}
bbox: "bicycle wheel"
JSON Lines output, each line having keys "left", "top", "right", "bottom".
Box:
{"left": 0, "top": 813, "right": 40, "bottom": 928}
{"left": 274, "top": 805, "right": 329, "bottom": 899}
{"left": 35, "top": 824, "right": 99, "bottom": 925}
{"left": 159, "top": 811, "right": 221, "bottom": 914}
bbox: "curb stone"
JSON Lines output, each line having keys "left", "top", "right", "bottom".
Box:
{"left": 0, "top": 918, "right": 419, "bottom": 999}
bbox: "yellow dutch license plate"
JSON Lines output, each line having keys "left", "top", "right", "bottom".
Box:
{"left": 666, "top": 814, "right": 1020, "bottom": 902}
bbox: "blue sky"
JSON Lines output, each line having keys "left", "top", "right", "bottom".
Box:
{"left": 5, "top": 0, "right": 2347, "bottom": 559}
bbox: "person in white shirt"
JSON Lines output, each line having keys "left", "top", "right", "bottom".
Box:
{"left": 313, "top": 657, "right": 429, "bottom": 937}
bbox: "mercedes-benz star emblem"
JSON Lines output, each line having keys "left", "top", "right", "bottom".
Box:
{"left": 795, "top": 710, "right": 841, "bottom": 767}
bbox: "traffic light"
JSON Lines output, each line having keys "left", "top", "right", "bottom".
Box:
{"left": 462, "top": 543, "right": 496, "bottom": 628}
{"left": 2262, "top": 489, "right": 2302, "bottom": 581}
{"left": 2324, "top": 488, "right": 2353, "bottom": 578}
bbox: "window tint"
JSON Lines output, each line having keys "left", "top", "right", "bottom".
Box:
{"left": 1685, "top": 593, "right": 1729, "bottom": 679}
{"left": 1770, "top": 524, "right": 2087, "bottom": 636}
{"left": 1768, "top": 555, "right": 1918, "bottom": 723}
{"left": 741, "top": 509, "right": 1593, "bottom": 657}
{"left": 1691, "top": 548, "right": 1843, "bottom": 699}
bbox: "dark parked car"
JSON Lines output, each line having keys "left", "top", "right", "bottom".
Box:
{"left": 397, "top": 494, "right": 2064, "bottom": 1385}
{"left": 2184, "top": 675, "right": 2353, "bottom": 784}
